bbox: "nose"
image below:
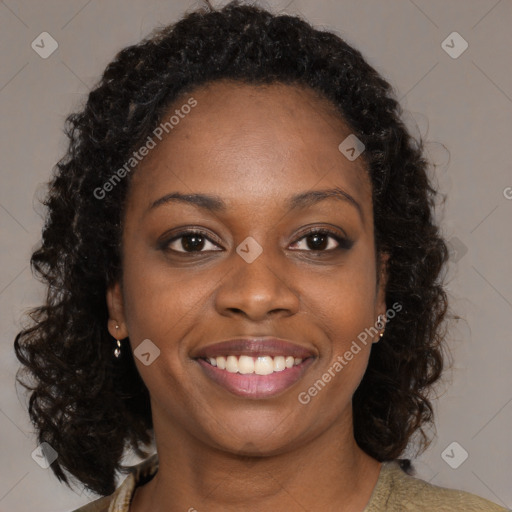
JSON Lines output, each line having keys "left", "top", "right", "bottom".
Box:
{"left": 214, "top": 247, "right": 300, "bottom": 321}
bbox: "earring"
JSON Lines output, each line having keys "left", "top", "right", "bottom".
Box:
{"left": 114, "top": 325, "right": 122, "bottom": 358}
{"left": 376, "top": 314, "right": 386, "bottom": 341}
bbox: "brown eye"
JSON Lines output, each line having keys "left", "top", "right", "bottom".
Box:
{"left": 290, "top": 229, "right": 352, "bottom": 252}
{"left": 165, "top": 231, "right": 222, "bottom": 253}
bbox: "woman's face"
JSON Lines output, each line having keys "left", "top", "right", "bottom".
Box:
{"left": 108, "top": 81, "right": 388, "bottom": 456}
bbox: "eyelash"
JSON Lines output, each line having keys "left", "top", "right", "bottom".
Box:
{"left": 161, "top": 227, "right": 353, "bottom": 255}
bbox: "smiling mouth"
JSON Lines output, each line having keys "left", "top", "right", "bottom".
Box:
{"left": 199, "top": 354, "right": 306, "bottom": 375}
{"left": 192, "top": 337, "right": 316, "bottom": 398}
{"left": 195, "top": 354, "right": 315, "bottom": 399}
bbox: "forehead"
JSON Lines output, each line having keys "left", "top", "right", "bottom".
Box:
{"left": 126, "top": 80, "right": 372, "bottom": 220}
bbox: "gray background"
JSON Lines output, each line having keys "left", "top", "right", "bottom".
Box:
{"left": 1, "top": 1, "right": 511, "bottom": 510}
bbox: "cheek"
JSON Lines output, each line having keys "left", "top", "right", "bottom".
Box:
{"left": 121, "top": 247, "right": 216, "bottom": 344}
{"left": 305, "top": 258, "right": 377, "bottom": 333}
{"left": 120, "top": 254, "right": 215, "bottom": 407}
{"left": 297, "top": 274, "right": 376, "bottom": 408}
{"left": 298, "top": 254, "right": 378, "bottom": 392}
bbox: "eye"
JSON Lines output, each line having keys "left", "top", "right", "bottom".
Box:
{"left": 161, "top": 227, "right": 353, "bottom": 255}
{"left": 165, "top": 230, "right": 222, "bottom": 253}
{"left": 289, "top": 228, "right": 352, "bottom": 252}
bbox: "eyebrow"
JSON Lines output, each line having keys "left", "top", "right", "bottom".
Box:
{"left": 148, "top": 186, "right": 363, "bottom": 221}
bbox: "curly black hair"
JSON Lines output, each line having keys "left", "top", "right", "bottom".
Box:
{"left": 14, "top": 0, "right": 451, "bottom": 497}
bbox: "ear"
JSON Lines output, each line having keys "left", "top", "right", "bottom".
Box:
{"left": 106, "top": 281, "right": 129, "bottom": 340}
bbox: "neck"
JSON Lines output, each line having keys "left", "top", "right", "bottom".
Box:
{"left": 131, "top": 409, "right": 381, "bottom": 512}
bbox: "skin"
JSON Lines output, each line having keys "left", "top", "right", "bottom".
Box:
{"left": 107, "top": 80, "right": 389, "bottom": 512}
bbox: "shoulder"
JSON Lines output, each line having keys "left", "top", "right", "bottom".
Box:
{"left": 70, "top": 483, "right": 129, "bottom": 512}
{"left": 71, "top": 495, "right": 113, "bottom": 512}
{"left": 69, "top": 454, "right": 159, "bottom": 512}
{"left": 366, "top": 460, "right": 509, "bottom": 511}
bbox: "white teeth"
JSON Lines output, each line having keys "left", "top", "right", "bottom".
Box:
{"left": 238, "top": 355, "right": 255, "bottom": 374}
{"left": 205, "top": 355, "right": 305, "bottom": 374}
{"left": 226, "top": 355, "right": 238, "bottom": 373}
{"left": 273, "top": 356, "right": 286, "bottom": 372}
{"left": 254, "top": 356, "right": 274, "bottom": 375}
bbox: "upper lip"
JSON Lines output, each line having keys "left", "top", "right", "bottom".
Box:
{"left": 193, "top": 337, "right": 316, "bottom": 359}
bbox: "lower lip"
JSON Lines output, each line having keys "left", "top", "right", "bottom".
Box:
{"left": 196, "top": 357, "right": 315, "bottom": 399}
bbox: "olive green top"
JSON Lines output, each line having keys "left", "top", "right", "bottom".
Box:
{"left": 73, "top": 454, "right": 508, "bottom": 511}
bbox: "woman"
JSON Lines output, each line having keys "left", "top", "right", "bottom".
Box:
{"left": 14, "top": 1, "right": 507, "bottom": 511}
